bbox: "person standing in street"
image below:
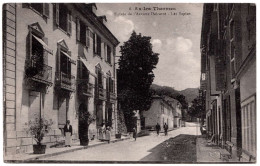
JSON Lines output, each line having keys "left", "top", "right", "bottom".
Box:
{"left": 64, "top": 120, "right": 72, "bottom": 147}
{"left": 105, "top": 126, "right": 111, "bottom": 144}
{"left": 133, "top": 126, "right": 137, "bottom": 141}
{"left": 163, "top": 123, "right": 168, "bottom": 136}
{"left": 155, "top": 123, "right": 161, "bottom": 136}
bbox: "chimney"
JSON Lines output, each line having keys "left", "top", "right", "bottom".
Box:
{"left": 98, "top": 15, "right": 107, "bottom": 25}
{"left": 86, "top": 3, "right": 97, "bottom": 15}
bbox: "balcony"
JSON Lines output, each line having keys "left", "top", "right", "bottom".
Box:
{"left": 55, "top": 72, "right": 75, "bottom": 92}
{"left": 107, "top": 91, "right": 116, "bottom": 103}
{"left": 97, "top": 87, "right": 106, "bottom": 101}
{"left": 79, "top": 81, "right": 94, "bottom": 97}
{"left": 25, "top": 59, "right": 52, "bottom": 85}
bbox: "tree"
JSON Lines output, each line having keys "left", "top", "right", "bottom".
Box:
{"left": 175, "top": 94, "right": 188, "bottom": 110}
{"left": 188, "top": 96, "right": 205, "bottom": 122}
{"left": 118, "top": 31, "right": 159, "bottom": 131}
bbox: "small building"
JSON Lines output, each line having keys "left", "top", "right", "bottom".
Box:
{"left": 142, "top": 95, "right": 174, "bottom": 130}
{"left": 163, "top": 96, "right": 182, "bottom": 128}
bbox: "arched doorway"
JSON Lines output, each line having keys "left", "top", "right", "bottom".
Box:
{"left": 78, "top": 103, "right": 88, "bottom": 144}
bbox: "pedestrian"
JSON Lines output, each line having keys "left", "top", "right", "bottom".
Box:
{"left": 105, "top": 126, "right": 111, "bottom": 144}
{"left": 155, "top": 123, "right": 161, "bottom": 135}
{"left": 64, "top": 120, "right": 72, "bottom": 147}
{"left": 163, "top": 123, "right": 168, "bottom": 136}
{"left": 99, "top": 123, "right": 105, "bottom": 141}
{"left": 133, "top": 126, "right": 137, "bottom": 141}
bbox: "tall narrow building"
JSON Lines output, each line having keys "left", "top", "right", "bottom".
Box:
{"left": 200, "top": 3, "right": 256, "bottom": 162}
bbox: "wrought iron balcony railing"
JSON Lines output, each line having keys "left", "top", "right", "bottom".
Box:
{"left": 97, "top": 87, "right": 106, "bottom": 101}
{"left": 106, "top": 91, "right": 116, "bottom": 103}
{"left": 79, "top": 81, "right": 94, "bottom": 97}
{"left": 55, "top": 72, "right": 76, "bottom": 91}
{"left": 25, "top": 59, "right": 52, "bottom": 85}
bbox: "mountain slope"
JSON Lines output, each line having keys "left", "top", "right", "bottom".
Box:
{"left": 151, "top": 84, "right": 198, "bottom": 103}
{"left": 179, "top": 88, "right": 199, "bottom": 103}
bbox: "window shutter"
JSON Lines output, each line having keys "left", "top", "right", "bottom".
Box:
{"left": 55, "top": 3, "right": 59, "bottom": 26}
{"left": 95, "top": 34, "right": 98, "bottom": 54}
{"left": 76, "top": 18, "right": 80, "bottom": 41}
{"left": 22, "top": 3, "right": 30, "bottom": 8}
{"left": 67, "top": 11, "right": 72, "bottom": 35}
{"left": 101, "top": 71, "right": 104, "bottom": 88}
{"left": 28, "top": 32, "right": 32, "bottom": 59}
{"left": 86, "top": 28, "right": 90, "bottom": 47}
{"left": 106, "top": 77, "right": 109, "bottom": 92}
{"left": 43, "top": 3, "right": 49, "bottom": 18}
{"left": 104, "top": 43, "right": 107, "bottom": 61}
{"left": 93, "top": 33, "right": 96, "bottom": 54}
{"left": 97, "top": 36, "right": 101, "bottom": 56}
{"left": 42, "top": 37, "right": 48, "bottom": 65}
{"left": 112, "top": 79, "right": 114, "bottom": 93}
{"left": 110, "top": 78, "right": 113, "bottom": 92}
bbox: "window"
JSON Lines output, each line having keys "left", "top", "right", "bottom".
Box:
{"left": 60, "top": 51, "right": 71, "bottom": 75}
{"left": 229, "top": 20, "right": 236, "bottom": 81}
{"left": 76, "top": 18, "right": 90, "bottom": 47}
{"left": 31, "top": 3, "right": 43, "bottom": 14}
{"left": 97, "top": 70, "right": 103, "bottom": 88}
{"left": 29, "top": 3, "right": 49, "bottom": 18}
{"left": 107, "top": 45, "right": 112, "bottom": 64}
{"left": 54, "top": 3, "right": 72, "bottom": 35}
{"left": 31, "top": 35, "right": 44, "bottom": 69}
{"left": 161, "top": 104, "right": 164, "bottom": 114}
{"left": 109, "top": 77, "right": 114, "bottom": 93}
{"left": 241, "top": 96, "right": 256, "bottom": 157}
{"left": 93, "top": 33, "right": 101, "bottom": 56}
{"left": 26, "top": 23, "right": 53, "bottom": 83}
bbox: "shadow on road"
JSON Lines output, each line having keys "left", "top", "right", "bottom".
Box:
{"left": 140, "top": 134, "right": 198, "bottom": 163}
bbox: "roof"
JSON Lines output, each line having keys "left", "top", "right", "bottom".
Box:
{"left": 74, "top": 3, "right": 120, "bottom": 46}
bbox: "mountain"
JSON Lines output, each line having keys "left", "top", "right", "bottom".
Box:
{"left": 179, "top": 88, "right": 199, "bottom": 103}
{"left": 150, "top": 84, "right": 199, "bottom": 103}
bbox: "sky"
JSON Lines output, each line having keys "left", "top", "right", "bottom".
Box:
{"left": 96, "top": 3, "right": 203, "bottom": 91}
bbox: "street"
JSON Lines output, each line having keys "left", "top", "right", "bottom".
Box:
{"left": 42, "top": 122, "right": 201, "bottom": 162}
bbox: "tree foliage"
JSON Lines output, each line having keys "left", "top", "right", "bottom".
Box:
{"left": 188, "top": 96, "right": 205, "bottom": 118}
{"left": 118, "top": 31, "right": 159, "bottom": 131}
{"left": 150, "top": 84, "right": 188, "bottom": 109}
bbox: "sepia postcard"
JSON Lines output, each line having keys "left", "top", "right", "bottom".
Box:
{"left": 2, "top": 2, "right": 256, "bottom": 163}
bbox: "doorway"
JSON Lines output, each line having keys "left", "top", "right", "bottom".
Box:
{"left": 78, "top": 103, "right": 88, "bottom": 140}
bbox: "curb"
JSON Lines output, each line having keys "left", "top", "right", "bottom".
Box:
{"left": 22, "top": 137, "right": 130, "bottom": 161}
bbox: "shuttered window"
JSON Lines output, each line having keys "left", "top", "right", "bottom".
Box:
{"left": 107, "top": 45, "right": 111, "bottom": 64}
{"left": 241, "top": 95, "right": 256, "bottom": 157}
{"left": 55, "top": 3, "right": 72, "bottom": 35}
{"left": 76, "top": 19, "right": 90, "bottom": 47}
{"left": 29, "top": 3, "right": 49, "bottom": 18}
{"left": 97, "top": 35, "right": 102, "bottom": 56}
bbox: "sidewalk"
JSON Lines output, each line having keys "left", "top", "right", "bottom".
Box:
{"left": 4, "top": 136, "right": 130, "bottom": 162}
{"left": 196, "top": 136, "right": 228, "bottom": 163}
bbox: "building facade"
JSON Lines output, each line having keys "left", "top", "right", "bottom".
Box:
{"left": 200, "top": 3, "right": 256, "bottom": 161}
{"left": 163, "top": 96, "right": 182, "bottom": 128}
{"left": 142, "top": 96, "right": 175, "bottom": 130}
{"left": 3, "top": 3, "right": 119, "bottom": 155}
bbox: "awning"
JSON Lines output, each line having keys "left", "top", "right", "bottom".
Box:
{"left": 61, "top": 50, "right": 76, "bottom": 64}
{"left": 79, "top": 57, "right": 88, "bottom": 69}
{"left": 32, "top": 35, "right": 53, "bottom": 54}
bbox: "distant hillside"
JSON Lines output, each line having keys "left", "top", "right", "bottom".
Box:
{"left": 150, "top": 84, "right": 198, "bottom": 103}
{"left": 179, "top": 88, "right": 199, "bottom": 103}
